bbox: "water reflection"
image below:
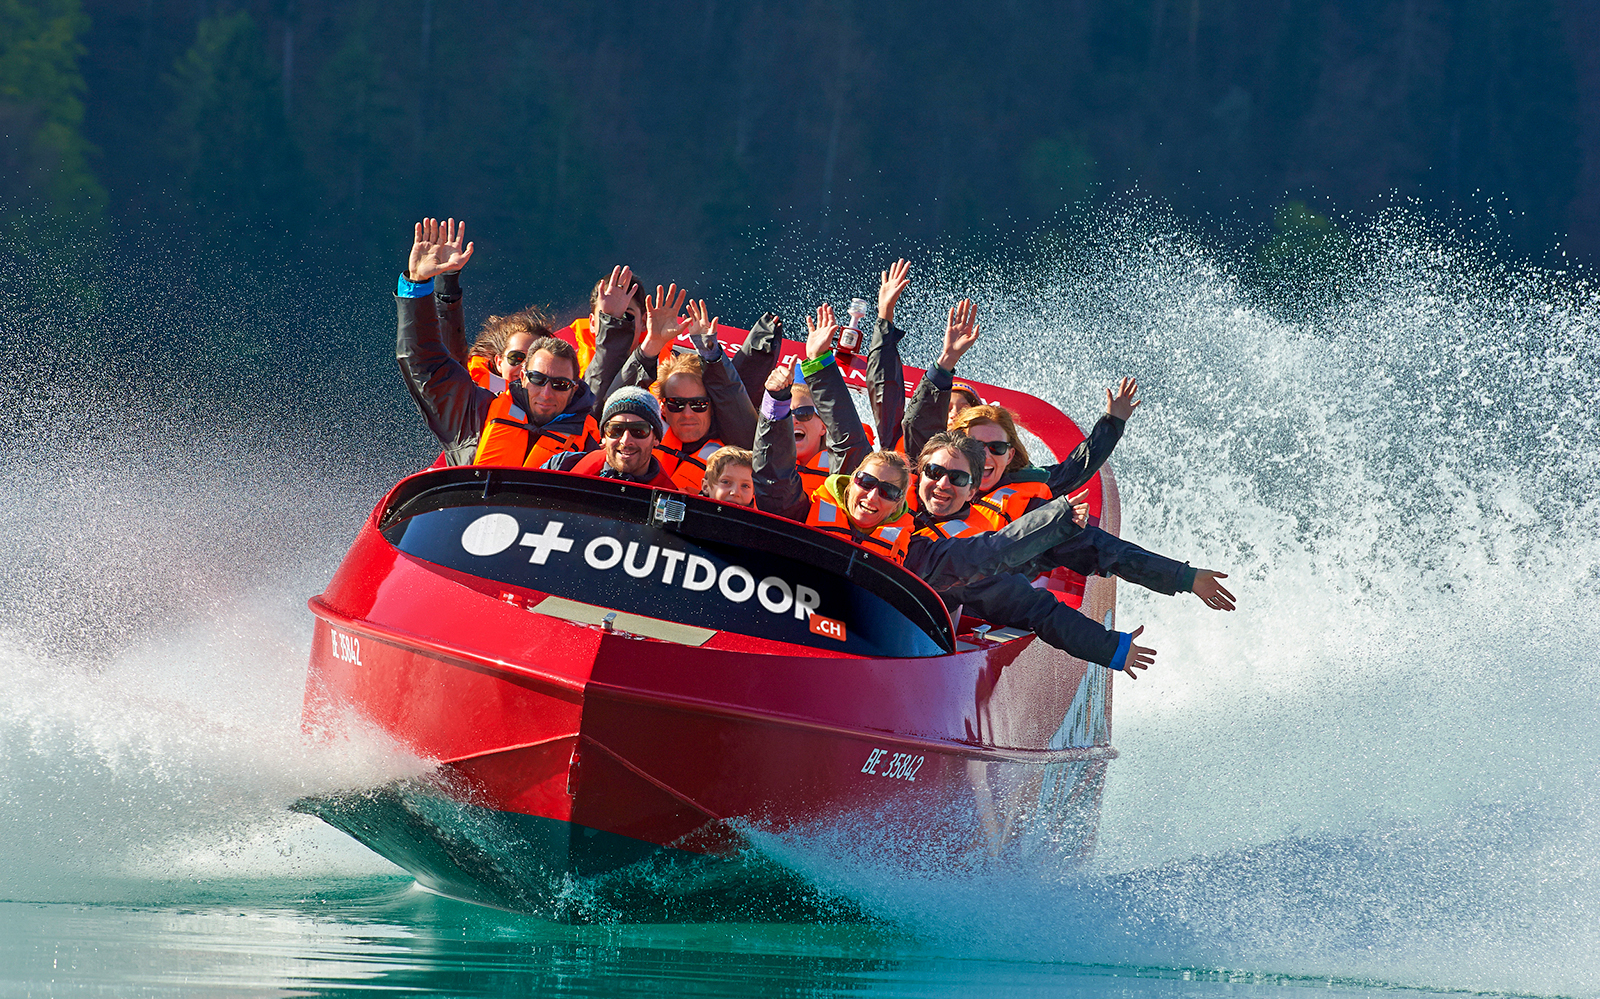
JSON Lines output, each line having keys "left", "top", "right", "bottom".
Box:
{"left": 0, "top": 878, "right": 1486, "bottom": 999}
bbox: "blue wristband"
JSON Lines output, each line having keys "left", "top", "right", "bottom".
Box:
{"left": 1109, "top": 632, "right": 1132, "bottom": 671}
{"left": 397, "top": 274, "right": 435, "bottom": 298}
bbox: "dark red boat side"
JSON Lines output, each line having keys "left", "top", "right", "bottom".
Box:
{"left": 297, "top": 350, "right": 1121, "bottom": 920}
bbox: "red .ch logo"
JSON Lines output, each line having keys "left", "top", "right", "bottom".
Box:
{"left": 808, "top": 613, "right": 847, "bottom": 642}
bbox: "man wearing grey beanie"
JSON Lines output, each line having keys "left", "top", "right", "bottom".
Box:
{"left": 542, "top": 386, "right": 679, "bottom": 488}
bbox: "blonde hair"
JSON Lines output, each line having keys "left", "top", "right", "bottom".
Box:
{"left": 858, "top": 449, "right": 912, "bottom": 489}
{"left": 701, "top": 447, "right": 753, "bottom": 492}
{"left": 949, "top": 404, "right": 1030, "bottom": 472}
{"left": 652, "top": 352, "right": 705, "bottom": 398}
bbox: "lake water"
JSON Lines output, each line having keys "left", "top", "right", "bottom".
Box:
{"left": 2, "top": 207, "right": 1596, "bottom": 997}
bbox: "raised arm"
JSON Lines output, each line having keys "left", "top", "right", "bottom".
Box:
{"left": 752, "top": 358, "right": 810, "bottom": 520}
{"left": 608, "top": 283, "right": 686, "bottom": 395}
{"left": 395, "top": 218, "right": 492, "bottom": 465}
{"left": 732, "top": 312, "right": 784, "bottom": 409}
{"left": 904, "top": 298, "right": 980, "bottom": 456}
{"left": 585, "top": 265, "right": 642, "bottom": 418}
{"left": 430, "top": 218, "right": 470, "bottom": 364}
{"left": 803, "top": 304, "right": 870, "bottom": 475}
{"left": 1041, "top": 377, "right": 1140, "bottom": 497}
{"left": 866, "top": 259, "right": 910, "bottom": 449}
{"left": 685, "top": 299, "right": 758, "bottom": 447}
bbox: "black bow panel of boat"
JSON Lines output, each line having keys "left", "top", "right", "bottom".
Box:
{"left": 376, "top": 467, "right": 954, "bottom": 658}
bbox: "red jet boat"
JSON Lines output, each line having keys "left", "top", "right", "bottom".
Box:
{"left": 297, "top": 329, "right": 1122, "bottom": 921}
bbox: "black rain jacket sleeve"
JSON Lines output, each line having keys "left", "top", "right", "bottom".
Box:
{"left": 903, "top": 364, "right": 953, "bottom": 460}
{"left": 396, "top": 291, "right": 496, "bottom": 466}
{"left": 732, "top": 314, "right": 783, "bottom": 410}
{"left": 753, "top": 400, "right": 809, "bottom": 521}
{"left": 942, "top": 573, "right": 1123, "bottom": 667}
{"left": 866, "top": 317, "right": 907, "bottom": 450}
{"left": 1038, "top": 414, "right": 1126, "bottom": 498}
{"left": 1020, "top": 526, "right": 1197, "bottom": 596}
{"left": 434, "top": 271, "right": 466, "bottom": 365}
{"left": 585, "top": 313, "right": 639, "bottom": 420}
{"left": 903, "top": 492, "right": 1085, "bottom": 591}
{"left": 807, "top": 354, "right": 870, "bottom": 476}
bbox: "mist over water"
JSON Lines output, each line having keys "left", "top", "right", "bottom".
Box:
{"left": 2, "top": 206, "right": 1597, "bottom": 995}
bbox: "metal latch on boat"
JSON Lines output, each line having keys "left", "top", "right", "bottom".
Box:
{"left": 650, "top": 492, "right": 687, "bottom": 527}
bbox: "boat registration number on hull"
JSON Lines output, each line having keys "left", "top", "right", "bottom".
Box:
{"left": 861, "top": 747, "right": 924, "bottom": 782}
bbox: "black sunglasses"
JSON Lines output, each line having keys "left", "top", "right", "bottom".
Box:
{"left": 502, "top": 350, "right": 527, "bottom": 366}
{"left": 664, "top": 396, "right": 711, "bottom": 413}
{"left": 791, "top": 405, "right": 819, "bottom": 421}
{"left": 851, "top": 470, "right": 905, "bottom": 503}
{"left": 981, "top": 440, "right": 1014, "bottom": 456}
{"left": 526, "top": 370, "right": 577, "bottom": 393}
{"left": 603, "top": 421, "right": 654, "bottom": 440}
{"left": 920, "top": 462, "right": 972, "bottom": 488}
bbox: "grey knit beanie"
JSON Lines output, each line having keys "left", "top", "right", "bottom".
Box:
{"left": 601, "top": 386, "right": 664, "bottom": 438}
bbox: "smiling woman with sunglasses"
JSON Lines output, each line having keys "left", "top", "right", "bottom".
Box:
{"left": 801, "top": 450, "right": 918, "bottom": 563}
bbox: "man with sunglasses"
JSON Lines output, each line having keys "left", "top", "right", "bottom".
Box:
{"left": 911, "top": 432, "right": 1160, "bottom": 679}
{"left": 396, "top": 218, "right": 599, "bottom": 468}
{"left": 603, "top": 294, "right": 758, "bottom": 462}
{"left": 541, "top": 387, "right": 678, "bottom": 488}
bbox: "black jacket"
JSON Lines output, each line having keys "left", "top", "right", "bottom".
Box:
{"left": 753, "top": 352, "right": 871, "bottom": 521}
{"left": 395, "top": 289, "right": 597, "bottom": 466}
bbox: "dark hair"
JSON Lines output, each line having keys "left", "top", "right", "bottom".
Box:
{"left": 917, "top": 431, "right": 985, "bottom": 485}
{"left": 474, "top": 306, "right": 555, "bottom": 362}
{"left": 525, "top": 335, "right": 581, "bottom": 381}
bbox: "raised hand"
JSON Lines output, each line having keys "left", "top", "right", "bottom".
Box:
{"left": 407, "top": 217, "right": 475, "bottom": 282}
{"left": 765, "top": 356, "right": 797, "bottom": 395}
{"left": 596, "top": 265, "right": 638, "bottom": 319}
{"left": 1121, "top": 625, "right": 1156, "bottom": 679}
{"left": 1192, "top": 570, "right": 1235, "bottom": 610}
{"left": 1106, "top": 377, "right": 1141, "bottom": 421}
{"left": 641, "top": 283, "right": 688, "bottom": 355}
{"left": 684, "top": 299, "right": 721, "bottom": 353}
{"left": 804, "top": 303, "right": 839, "bottom": 360}
{"left": 936, "top": 298, "right": 979, "bottom": 371}
{"left": 878, "top": 258, "right": 911, "bottom": 323}
{"left": 1072, "top": 501, "right": 1091, "bottom": 527}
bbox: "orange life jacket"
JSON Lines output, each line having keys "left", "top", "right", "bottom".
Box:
{"left": 912, "top": 504, "right": 993, "bottom": 542}
{"left": 567, "top": 316, "right": 674, "bottom": 377}
{"left": 970, "top": 479, "right": 1053, "bottom": 529}
{"left": 467, "top": 355, "right": 508, "bottom": 393}
{"left": 804, "top": 480, "right": 913, "bottom": 566}
{"left": 654, "top": 433, "right": 726, "bottom": 493}
{"left": 569, "top": 448, "right": 681, "bottom": 490}
{"left": 473, "top": 391, "right": 599, "bottom": 468}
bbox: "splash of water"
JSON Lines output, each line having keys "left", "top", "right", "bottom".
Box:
{"left": 1, "top": 205, "right": 1596, "bottom": 994}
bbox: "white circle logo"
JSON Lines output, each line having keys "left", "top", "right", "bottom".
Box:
{"left": 460, "top": 513, "right": 521, "bottom": 556}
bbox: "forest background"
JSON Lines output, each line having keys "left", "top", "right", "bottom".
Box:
{"left": 3, "top": 0, "right": 1597, "bottom": 323}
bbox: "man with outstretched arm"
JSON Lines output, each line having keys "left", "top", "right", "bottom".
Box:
{"left": 395, "top": 218, "right": 598, "bottom": 467}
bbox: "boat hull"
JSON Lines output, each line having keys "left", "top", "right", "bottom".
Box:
{"left": 301, "top": 465, "right": 1119, "bottom": 919}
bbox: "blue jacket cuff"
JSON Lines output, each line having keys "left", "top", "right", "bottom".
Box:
{"left": 1109, "top": 632, "right": 1132, "bottom": 672}
{"left": 397, "top": 274, "right": 435, "bottom": 298}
